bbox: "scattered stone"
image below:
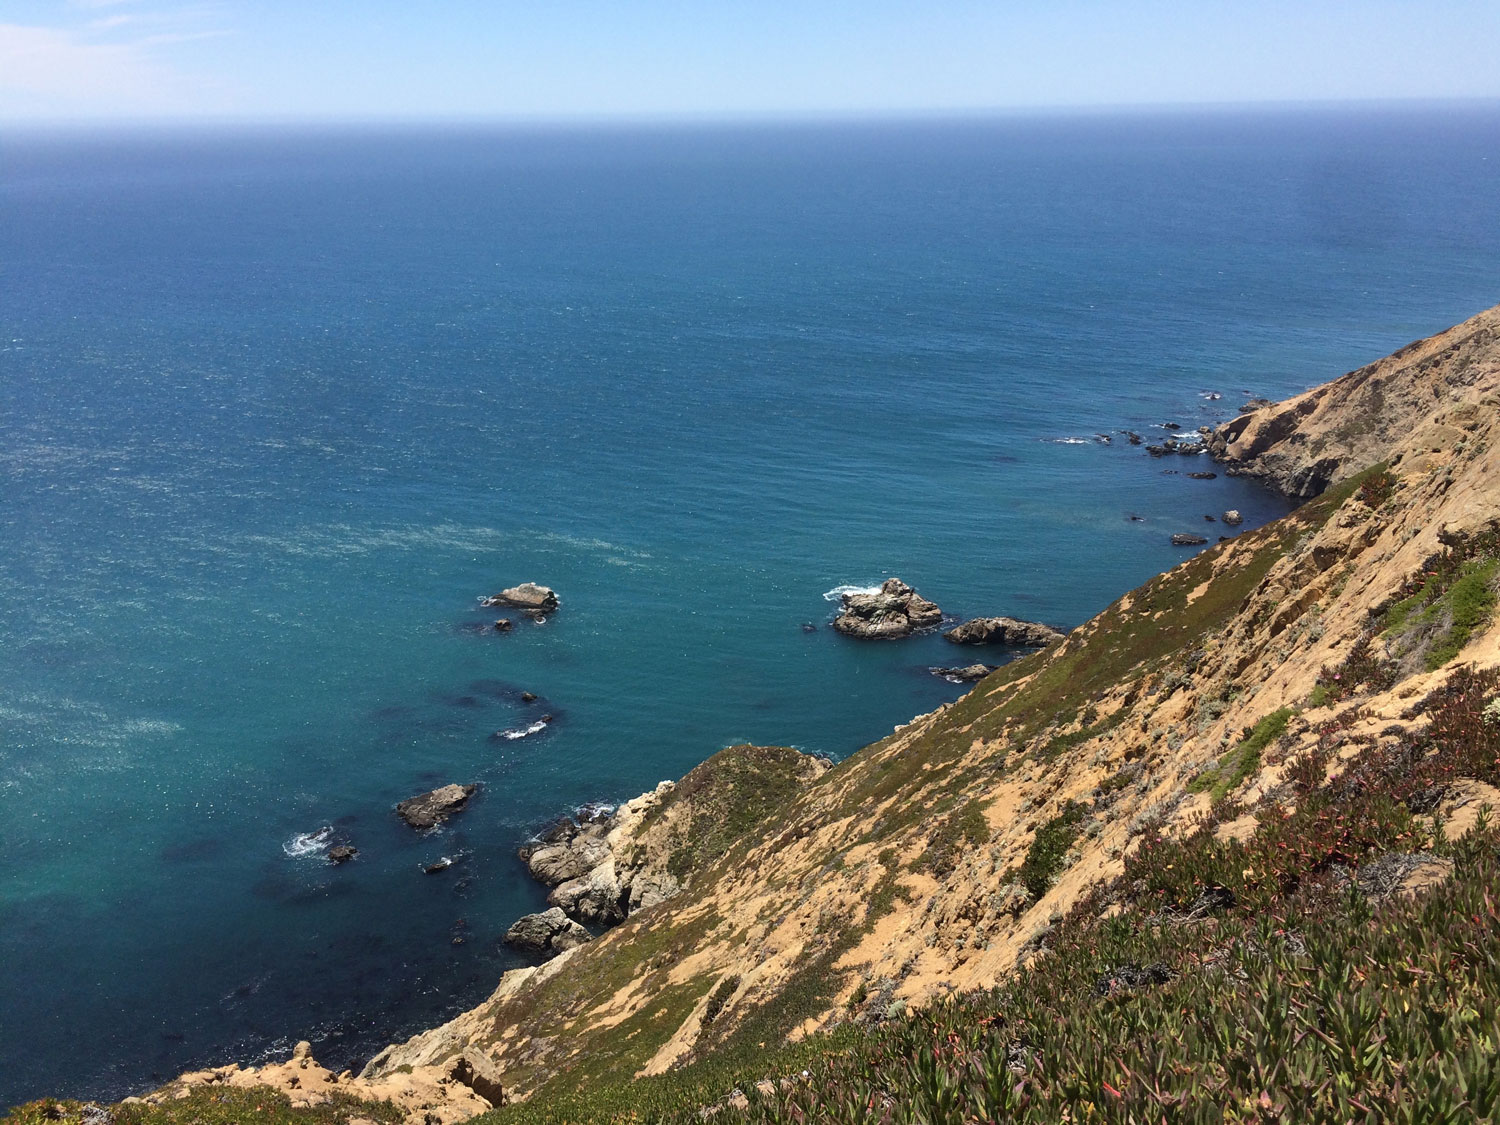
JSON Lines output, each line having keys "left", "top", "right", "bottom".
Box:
{"left": 424, "top": 857, "right": 453, "bottom": 874}
{"left": 328, "top": 845, "right": 358, "bottom": 864}
{"left": 932, "top": 663, "right": 994, "bottom": 682}
{"left": 1124, "top": 431, "right": 1143, "bottom": 445}
{"left": 493, "top": 618, "right": 513, "bottom": 632}
{"left": 395, "top": 783, "right": 477, "bottom": 830}
{"left": 1162, "top": 422, "right": 1181, "bottom": 430}
{"left": 503, "top": 907, "right": 591, "bottom": 958}
{"left": 1204, "top": 514, "right": 1217, "bottom": 521}
{"left": 943, "top": 616, "right": 1064, "bottom": 647}
{"left": 832, "top": 578, "right": 942, "bottom": 640}
{"left": 481, "top": 583, "right": 559, "bottom": 612}
{"left": 1186, "top": 471, "right": 1217, "bottom": 480}
{"left": 1222, "top": 509, "right": 1244, "bottom": 526}
{"left": 1170, "top": 533, "right": 1209, "bottom": 546}
{"left": 1145, "top": 444, "right": 1168, "bottom": 457}
{"left": 520, "top": 691, "right": 537, "bottom": 703}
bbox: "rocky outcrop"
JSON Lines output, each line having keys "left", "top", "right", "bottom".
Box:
{"left": 502, "top": 908, "right": 591, "bottom": 957}
{"left": 481, "top": 583, "right": 559, "bottom": 612}
{"left": 1170, "top": 533, "right": 1209, "bottom": 546}
{"left": 932, "top": 664, "right": 995, "bottom": 682}
{"left": 327, "top": 845, "right": 357, "bottom": 864}
{"left": 832, "top": 578, "right": 942, "bottom": 639}
{"left": 943, "top": 616, "right": 1063, "bottom": 647}
{"left": 396, "top": 784, "right": 476, "bottom": 830}
{"left": 1210, "top": 304, "right": 1500, "bottom": 497}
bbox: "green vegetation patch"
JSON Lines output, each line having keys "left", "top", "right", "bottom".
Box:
{"left": 1188, "top": 706, "right": 1295, "bottom": 802}
{"left": 639, "top": 744, "right": 825, "bottom": 881}
{"left": 1014, "top": 800, "right": 1087, "bottom": 900}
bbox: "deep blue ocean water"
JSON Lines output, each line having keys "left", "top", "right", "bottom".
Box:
{"left": 2, "top": 106, "right": 1498, "bottom": 1105}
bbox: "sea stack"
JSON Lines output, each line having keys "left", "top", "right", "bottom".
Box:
{"left": 481, "top": 583, "right": 559, "bottom": 612}
{"left": 395, "top": 783, "right": 477, "bottom": 830}
{"left": 832, "top": 578, "right": 942, "bottom": 639}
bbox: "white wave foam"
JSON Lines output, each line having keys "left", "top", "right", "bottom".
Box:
{"left": 823, "top": 583, "right": 881, "bottom": 603}
{"left": 1047, "top": 437, "right": 1092, "bottom": 445}
{"left": 283, "top": 827, "right": 334, "bottom": 858}
{"left": 501, "top": 720, "right": 550, "bottom": 741}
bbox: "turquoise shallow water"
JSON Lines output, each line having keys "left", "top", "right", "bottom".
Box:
{"left": 2, "top": 107, "right": 1498, "bottom": 1104}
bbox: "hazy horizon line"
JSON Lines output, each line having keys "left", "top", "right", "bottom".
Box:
{"left": 5, "top": 94, "right": 1499, "bottom": 134}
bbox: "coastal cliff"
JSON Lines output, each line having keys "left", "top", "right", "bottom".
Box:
{"left": 17, "top": 302, "right": 1500, "bottom": 1124}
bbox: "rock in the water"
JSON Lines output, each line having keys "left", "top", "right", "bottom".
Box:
{"left": 801, "top": 622, "right": 818, "bottom": 633}
{"left": 832, "top": 578, "right": 942, "bottom": 640}
{"left": 932, "top": 663, "right": 995, "bottom": 682}
{"left": 328, "top": 845, "right": 357, "bottom": 864}
{"left": 943, "top": 616, "right": 1064, "bottom": 647}
{"left": 1171, "top": 533, "right": 1210, "bottom": 546}
{"left": 1186, "top": 471, "right": 1217, "bottom": 480}
{"left": 493, "top": 618, "right": 513, "bottom": 632}
{"left": 1222, "top": 509, "right": 1244, "bottom": 526}
{"left": 503, "top": 907, "right": 591, "bottom": 957}
{"left": 1124, "top": 431, "right": 1143, "bottom": 445}
{"left": 424, "top": 857, "right": 453, "bottom": 874}
{"left": 1162, "top": 421, "right": 1181, "bottom": 430}
{"left": 520, "top": 691, "right": 537, "bottom": 703}
{"left": 396, "top": 783, "right": 477, "bottom": 830}
{"left": 481, "top": 583, "right": 559, "bottom": 612}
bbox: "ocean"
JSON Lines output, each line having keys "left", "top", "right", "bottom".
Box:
{"left": 2, "top": 105, "right": 1498, "bottom": 1105}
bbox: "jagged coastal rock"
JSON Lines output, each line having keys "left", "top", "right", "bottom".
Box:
{"left": 503, "top": 908, "right": 591, "bottom": 957}
{"left": 395, "top": 783, "right": 476, "bottom": 830}
{"left": 943, "top": 616, "right": 1064, "bottom": 647}
{"left": 480, "top": 583, "right": 559, "bottom": 612}
{"left": 1170, "top": 533, "right": 1209, "bottom": 546}
{"left": 932, "top": 663, "right": 995, "bottom": 682}
{"left": 832, "top": 578, "right": 942, "bottom": 639}
{"left": 327, "top": 845, "right": 357, "bottom": 864}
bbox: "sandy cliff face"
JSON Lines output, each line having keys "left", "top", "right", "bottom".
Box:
{"left": 162, "top": 302, "right": 1500, "bottom": 1119}
{"left": 1209, "top": 303, "right": 1500, "bottom": 497}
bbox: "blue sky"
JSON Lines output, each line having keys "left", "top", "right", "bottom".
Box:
{"left": 2, "top": 1, "right": 1499, "bottom": 122}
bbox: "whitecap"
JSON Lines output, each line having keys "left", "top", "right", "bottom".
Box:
{"left": 823, "top": 583, "right": 881, "bottom": 602}
{"left": 283, "top": 827, "right": 334, "bottom": 858}
{"left": 501, "top": 719, "right": 550, "bottom": 741}
{"left": 1046, "top": 437, "right": 1092, "bottom": 445}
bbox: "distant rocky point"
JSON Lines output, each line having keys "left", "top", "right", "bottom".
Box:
{"left": 943, "top": 616, "right": 1064, "bottom": 647}
{"left": 832, "top": 578, "right": 942, "bottom": 639}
